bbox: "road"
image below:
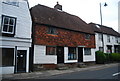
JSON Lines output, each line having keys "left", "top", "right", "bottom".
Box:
{"left": 42, "top": 65, "right": 119, "bottom": 79}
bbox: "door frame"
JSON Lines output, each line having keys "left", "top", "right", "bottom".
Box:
{"left": 15, "top": 47, "right": 29, "bottom": 73}
{"left": 57, "top": 46, "right": 64, "bottom": 64}
{"left": 78, "top": 47, "right": 83, "bottom": 62}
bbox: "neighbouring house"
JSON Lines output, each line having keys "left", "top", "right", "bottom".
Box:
{"left": 0, "top": 0, "right": 32, "bottom": 74}
{"left": 30, "top": 3, "right": 96, "bottom": 70}
{"left": 89, "top": 23, "right": 120, "bottom": 53}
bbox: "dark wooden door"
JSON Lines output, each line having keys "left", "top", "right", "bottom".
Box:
{"left": 57, "top": 47, "right": 64, "bottom": 64}
{"left": 78, "top": 48, "right": 83, "bottom": 62}
{"left": 17, "top": 50, "right": 27, "bottom": 73}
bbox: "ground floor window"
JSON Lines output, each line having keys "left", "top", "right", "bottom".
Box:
{"left": 84, "top": 48, "right": 91, "bottom": 55}
{"left": 68, "top": 47, "right": 77, "bottom": 60}
{"left": 1, "top": 48, "right": 14, "bottom": 66}
{"left": 99, "top": 47, "right": 103, "bottom": 52}
{"left": 114, "top": 46, "right": 119, "bottom": 53}
{"left": 46, "top": 46, "right": 56, "bottom": 55}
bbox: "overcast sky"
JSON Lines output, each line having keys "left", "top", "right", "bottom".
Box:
{"left": 28, "top": 0, "right": 119, "bottom": 32}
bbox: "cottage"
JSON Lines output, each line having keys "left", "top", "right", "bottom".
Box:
{"left": 89, "top": 23, "right": 120, "bottom": 53}
{"left": 30, "top": 3, "right": 96, "bottom": 70}
{"left": 0, "top": 0, "right": 32, "bottom": 74}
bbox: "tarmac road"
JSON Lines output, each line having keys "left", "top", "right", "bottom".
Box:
{"left": 42, "top": 64, "right": 119, "bottom": 79}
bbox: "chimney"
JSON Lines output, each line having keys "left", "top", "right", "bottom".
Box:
{"left": 54, "top": 2, "right": 62, "bottom": 11}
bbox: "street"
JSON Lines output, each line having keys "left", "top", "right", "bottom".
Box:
{"left": 41, "top": 65, "right": 119, "bottom": 79}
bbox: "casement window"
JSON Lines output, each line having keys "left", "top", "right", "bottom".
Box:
{"left": 107, "top": 35, "right": 110, "bottom": 42}
{"left": 115, "top": 37, "right": 118, "bottom": 43}
{"left": 1, "top": 15, "right": 16, "bottom": 35}
{"left": 46, "top": 46, "right": 56, "bottom": 55}
{"left": 85, "top": 34, "right": 90, "bottom": 40}
{"left": 68, "top": 47, "right": 77, "bottom": 60}
{"left": 47, "top": 27, "right": 56, "bottom": 35}
{"left": 1, "top": 48, "right": 14, "bottom": 66}
{"left": 2, "top": 0, "right": 19, "bottom": 7}
{"left": 84, "top": 48, "right": 91, "bottom": 55}
{"left": 98, "top": 33, "right": 102, "bottom": 41}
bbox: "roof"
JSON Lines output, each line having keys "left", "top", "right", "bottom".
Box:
{"left": 30, "top": 4, "right": 94, "bottom": 34}
{"left": 89, "top": 23, "right": 120, "bottom": 37}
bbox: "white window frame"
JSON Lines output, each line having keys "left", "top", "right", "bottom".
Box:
{"left": 84, "top": 48, "right": 91, "bottom": 55}
{"left": 1, "top": 15, "right": 16, "bottom": 34}
{"left": 107, "top": 35, "right": 110, "bottom": 43}
{"left": 98, "top": 33, "right": 102, "bottom": 41}
{"left": 115, "top": 37, "right": 118, "bottom": 43}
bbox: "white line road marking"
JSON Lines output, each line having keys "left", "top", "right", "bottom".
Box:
{"left": 112, "top": 72, "right": 120, "bottom": 76}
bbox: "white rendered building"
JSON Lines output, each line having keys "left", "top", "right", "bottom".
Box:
{"left": 0, "top": 0, "right": 32, "bottom": 74}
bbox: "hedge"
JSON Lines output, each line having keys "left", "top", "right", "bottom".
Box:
{"left": 95, "top": 51, "right": 120, "bottom": 64}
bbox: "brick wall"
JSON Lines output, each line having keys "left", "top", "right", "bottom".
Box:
{"left": 34, "top": 25, "right": 95, "bottom": 48}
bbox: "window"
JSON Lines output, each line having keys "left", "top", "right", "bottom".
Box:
{"left": 98, "top": 33, "right": 102, "bottom": 41}
{"left": 47, "top": 27, "right": 56, "bottom": 35}
{"left": 107, "top": 35, "right": 110, "bottom": 42}
{"left": 3, "top": 0, "right": 19, "bottom": 6}
{"left": 1, "top": 15, "right": 16, "bottom": 34}
{"left": 115, "top": 37, "right": 118, "bottom": 43}
{"left": 46, "top": 46, "right": 56, "bottom": 55}
{"left": 68, "top": 47, "right": 77, "bottom": 60}
{"left": 1, "top": 48, "right": 14, "bottom": 66}
{"left": 99, "top": 47, "right": 103, "bottom": 52}
{"left": 84, "top": 48, "right": 91, "bottom": 55}
{"left": 85, "top": 34, "right": 90, "bottom": 40}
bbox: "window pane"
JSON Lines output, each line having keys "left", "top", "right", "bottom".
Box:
{"left": 46, "top": 46, "right": 56, "bottom": 55}
{"left": 8, "top": 26, "right": 13, "bottom": 32}
{"left": 4, "top": 17, "right": 9, "bottom": 24}
{"left": 84, "top": 48, "right": 91, "bottom": 55}
{"left": 9, "top": 18, "right": 14, "bottom": 25}
{"left": 2, "top": 48, "right": 14, "bottom": 66}
{"left": 3, "top": 25, "right": 8, "bottom": 32}
{"left": 1, "top": 15, "right": 16, "bottom": 34}
{"left": 68, "top": 47, "right": 77, "bottom": 60}
{"left": 48, "top": 27, "right": 56, "bottom": 34}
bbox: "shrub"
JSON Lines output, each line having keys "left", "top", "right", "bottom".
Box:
{"left": 95, "top": 51, "right": 106, "bottom": 64}
{"left": 110, "top": 53, "right": 120, "bottom": 62}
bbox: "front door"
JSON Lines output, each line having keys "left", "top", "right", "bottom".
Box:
{"left": 17, "top": 50, "right": 27, "bottom": 73}
{"left": 78, "top": 47, "right": 83, "bottom": 62}
{"left": 57, "top": 47, "right": 64, "bottom": 64}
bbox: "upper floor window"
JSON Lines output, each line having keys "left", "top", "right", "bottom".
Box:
{"left": 115, "top": 37, "right": 118, "bottom": 43}
{"left": 107, "top": 35, "right": 110, "bottom": 43}
{"left": 84, "top": 48, "right": 91, "bottom": 55}
{"left": 1, "top": 15, "right": 16, "bottom": 35}
{"left": 47, "top": 27, "right": 56, "bottom": 35}
{"left": 98, "top": 33, "right": 102, "bottom": 41}
{"left": 3, "top": 0, "right": 19, "bottom": 7}
{"left": 85, "top": 34, "right": 90, "bottom": 40}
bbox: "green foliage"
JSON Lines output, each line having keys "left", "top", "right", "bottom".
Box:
{"left": 110, "top": 53, "right": 120, "bottom": 62}
{"left": 96, "top": 51, "right": 120, "bottom": 64}
{"left": 95, "top": 51, "right": 106, "bottom": 64}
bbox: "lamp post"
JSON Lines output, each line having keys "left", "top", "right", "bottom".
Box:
{"left": 99, "top": 2, "right": 107, "bottom": 52}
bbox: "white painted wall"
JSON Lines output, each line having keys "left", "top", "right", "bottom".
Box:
{"left": 2, "top": 67, "right": 14, "bottom": 74}
{"left": 34, "top": 45, "right": 57, "bottom": 64}
{"left": 1, "top": 0, "right": 32, "bottom": 38}
{"left": 95, "top": 32, "right": 120, "bottom": 53}
{"left": 64, "top": 47, "right": 78, "bottom": 63}
{"left": 0, "top": 0, "right": 32, "bottom": 74}
{"left": 83, "top": 48, "right": 96, "bottom": 62}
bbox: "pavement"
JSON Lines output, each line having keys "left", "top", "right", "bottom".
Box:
{"left": 1, "top": 63, "right": 119, "bottom": 79}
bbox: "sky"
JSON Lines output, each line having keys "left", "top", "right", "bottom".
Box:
{"left": 28, "top": 0, "right": 119, "bottom": 32}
